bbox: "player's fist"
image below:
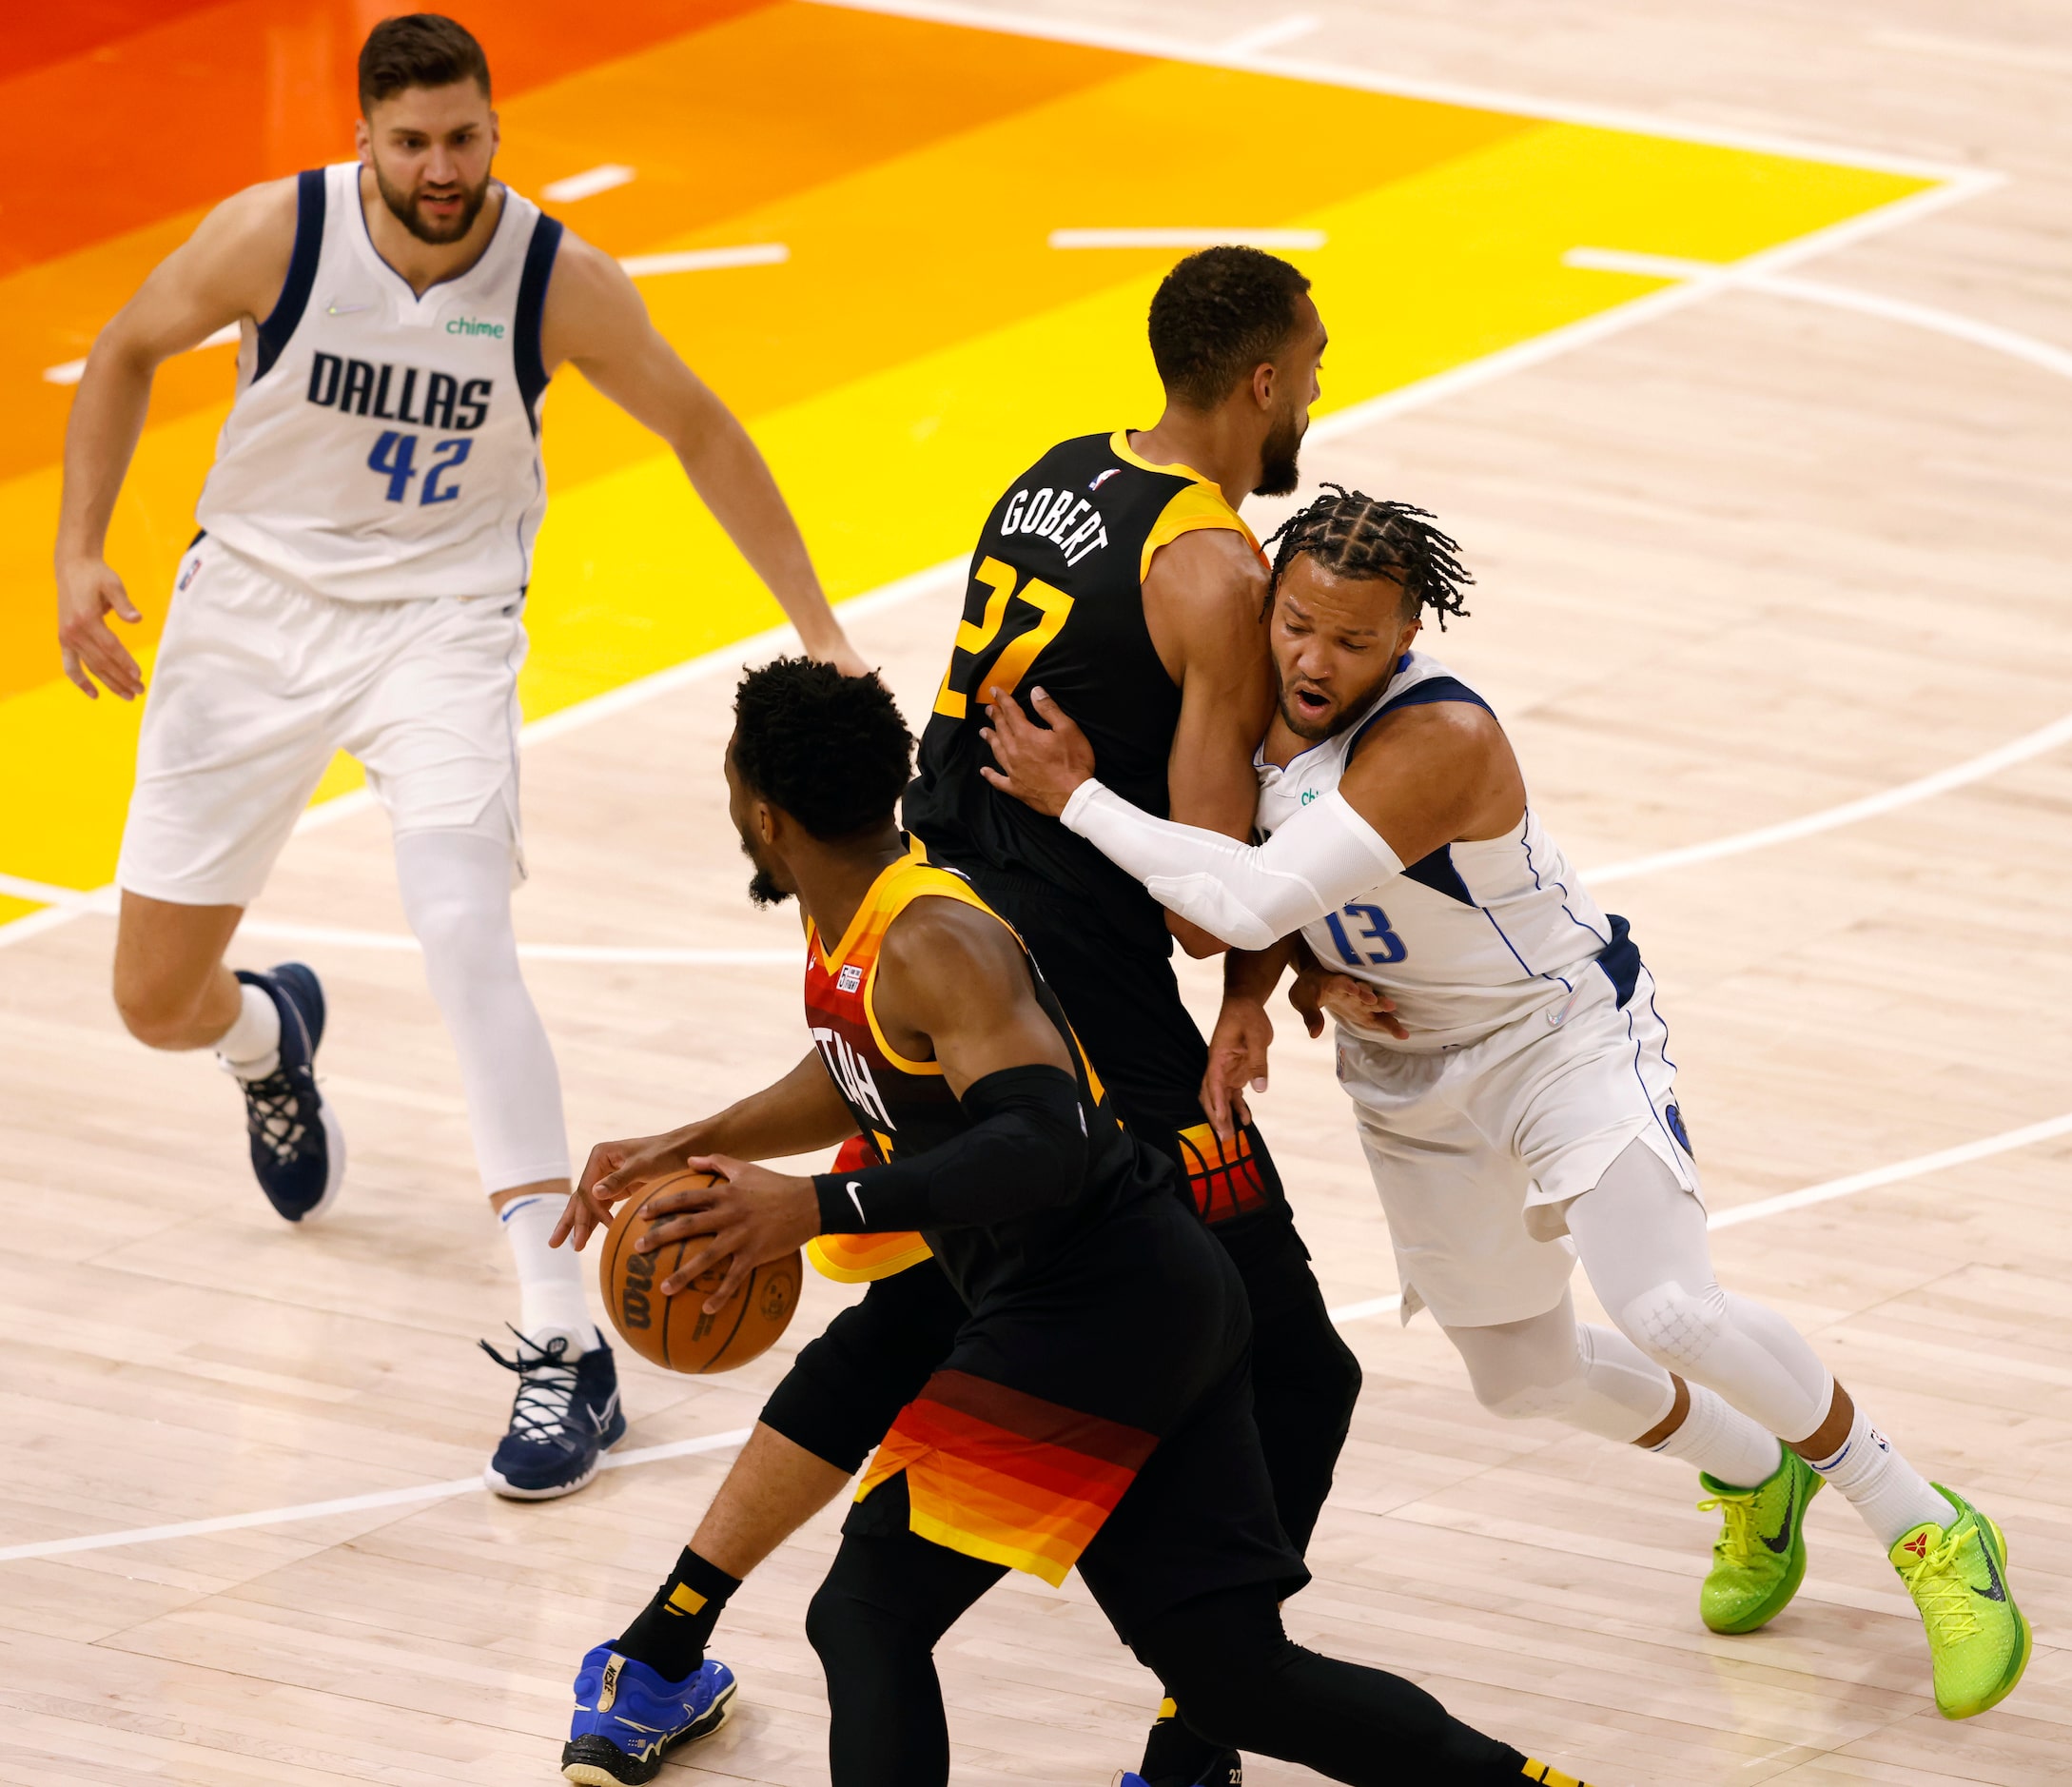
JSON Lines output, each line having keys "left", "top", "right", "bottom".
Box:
{"left": 55, "top": 555, "right": 145, "bottom": 700}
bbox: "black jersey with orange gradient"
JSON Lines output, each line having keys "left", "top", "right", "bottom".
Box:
{"left": 802, "top": 846, "right": 1167, "bottom": 1308}
{"left": 905, "top": 430, "right": 1262, "bottom": 954}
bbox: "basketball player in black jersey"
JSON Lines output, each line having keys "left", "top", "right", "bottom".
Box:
{"left": 554, "top": 250, "right": 1361, "bottom": 1787}
{"left": 560, "top": 659, "right": 1592, "bottom": 1787}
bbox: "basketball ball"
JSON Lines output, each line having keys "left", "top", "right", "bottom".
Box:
{"left": 598, "top": 1169, "right": 803, "bottom": 1373}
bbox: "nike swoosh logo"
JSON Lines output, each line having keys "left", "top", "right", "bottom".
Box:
{"left": 847, "top": 1180, "right": 867, "bottom": 1223}
{"left": 1762, "top": 1479, "right": 1798, "bottom": 1555}
{"left": 1974, "top": 1530, "right": 2009, "bottom": 1602}
{"left": 326, "top": 300, "right": 372, "bottom": 315}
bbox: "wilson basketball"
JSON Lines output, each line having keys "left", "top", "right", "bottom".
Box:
{"left": 598, "top": 1169, "right": 803, "bottom": 1373}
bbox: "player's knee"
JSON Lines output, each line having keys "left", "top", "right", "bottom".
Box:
{"left": 803, "top": 1576, "right": 873, "bottom": 1669}
{"left": 805, "top": 1571, "right": 919, "bottom": 1681}
{"left": 1615, "top": 1280, "right": 1729, "bottom": 1376}
{"left": 1319, "top": 1329, "right": 1363, "bottom": 1417}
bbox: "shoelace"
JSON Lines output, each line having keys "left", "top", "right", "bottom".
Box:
{"left": 479, "top": 1326, "right": 580, "bottom": 1443}
{"left": 1696, "top": 1485, "right": 1760, "bottom": 1569}
{"left": 1894, "top": 1524, "right": 1982, "bottom": 1645}
{"left": 241, "top": 1068, "right": 311, "bottom": 1164}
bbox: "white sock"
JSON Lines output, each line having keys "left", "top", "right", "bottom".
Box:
{"left": 499, "top": 1191, "right": 599, "bottom": 1356}
{"left": 1807, "top": 1404, "right": 1957, "bottom": 1549}
{"left": 215, "top": 981, "right": 282, "bottom": 1080}
{"left": 1649, "top": 1383, "right": 1785, "bottom": 1489}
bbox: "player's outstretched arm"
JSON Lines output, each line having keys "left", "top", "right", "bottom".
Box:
{"left": 552, "top": 1048, "right": 856, "bottom": 1251}
{"left": 539, "top": 236, "right": 867, "bottom": 675}
{"left": 54, "top": 180, "right": 297, "bottom": 698}
{"left": 984, "top": 687, "right": 1515, "bottom": 949}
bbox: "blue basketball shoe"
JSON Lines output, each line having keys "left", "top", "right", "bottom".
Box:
{"left": 480, "top": 1327, "right": 627, "bottom": 1499}
{"left": 229, "top": 963, "right": 343, "bottom": 1222}
{"left": 561, "top": 1647, "right": 736, "bottom": 1783}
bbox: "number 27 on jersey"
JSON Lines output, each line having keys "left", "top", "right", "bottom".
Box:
{"left": 933, "top": 557, "right": 1076, "bottom": 720}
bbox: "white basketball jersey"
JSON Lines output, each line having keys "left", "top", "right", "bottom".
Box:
{"left": 195, "top": 162, "right": 559, "bottom": 602}
{"left": 1255, "top": 652, "right": 1633, "bottom": 1052}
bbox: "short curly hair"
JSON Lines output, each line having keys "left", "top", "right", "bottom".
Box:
{"left": 733, "top": 657, "right": 913, "bottom": 839}
{"left": 1263, "top": 485, "right": 1475, "bottom": 630}
{"left": 1148, "top": 246, "right": 1313, "bottom": 410}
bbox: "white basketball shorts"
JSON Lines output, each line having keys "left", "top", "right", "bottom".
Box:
{"left": 1337, "top": 959, "right": 1699, "bottom": 1329}
{"left": 117, "top": 536, "right": 528, "bottom": 908}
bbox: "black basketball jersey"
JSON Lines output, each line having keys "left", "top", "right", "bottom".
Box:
{"left": 904, "top": 430, "right": 1262, "bottom": 951}
{"left": 803, "top": 846, "right": 1160, "bottom": 1308}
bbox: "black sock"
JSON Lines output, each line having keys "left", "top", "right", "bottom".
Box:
{"left": 1141, "top": 1698, "right": 1239, "bottom": 1786}
{"left": 613, "top": 1546, "right": 741, "bottom": 1682}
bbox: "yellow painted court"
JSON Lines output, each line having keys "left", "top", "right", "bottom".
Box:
{"left": 0, "top": 0, "right": 1928, "bottom": 923}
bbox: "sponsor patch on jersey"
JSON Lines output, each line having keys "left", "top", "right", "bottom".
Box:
{"left": 1088, "top": 467, "right": 1121, "bottom": 492}
{"left": 444, "top": 314, "right": 508, "bottom": 338}
{"left": 837, "top": 963, "right": 864, "bottom": 992}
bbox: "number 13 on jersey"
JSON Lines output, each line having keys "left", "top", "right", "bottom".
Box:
{"left": 933, "top": 557, "right": 1075, "bottom": 720}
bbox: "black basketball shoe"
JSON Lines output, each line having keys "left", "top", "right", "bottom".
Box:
{"left": 229, "top": 963, "right": 344, "bottom": 1222}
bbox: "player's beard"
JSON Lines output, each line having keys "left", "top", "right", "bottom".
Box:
{"left": 740, "top": 833, "right": 792, "bottom": 909}
{"left": 374, "top": 163, "right": 491, "bottom": 245}
{"left": 1278, "top": 685, "right": 1343, "bottom": 741}
{"left": 1253, "top": 406, "right": 1306, "bottom": 498}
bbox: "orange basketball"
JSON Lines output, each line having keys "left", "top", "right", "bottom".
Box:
{"left": 598, "top": 1169, "right": 803, "bottom": 1373}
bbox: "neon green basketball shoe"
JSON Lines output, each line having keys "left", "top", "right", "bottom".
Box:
{"left": 1889, "top": 1486, "right": 2031, "bottom": 1719}
{"left": 1696, "top": 1448, "right": 1822, "bottom": 1634}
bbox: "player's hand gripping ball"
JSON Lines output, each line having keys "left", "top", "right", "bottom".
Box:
{"left": 599, "top": 1169, "right": 803, "bottom": 1372}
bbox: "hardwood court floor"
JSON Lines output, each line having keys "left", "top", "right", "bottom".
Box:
{"left": 3, "top": 2, "right": 2071, "bottom": 1783}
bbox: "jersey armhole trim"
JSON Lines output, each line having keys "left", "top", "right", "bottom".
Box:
{"left": 514, "top": 213, "right": 564, "bottom": 434}
{"left": 1140, "top": 483, "right": 1265, "bottom": 580}
{"left": 253, "top": 168, "right": 327, "bottom": 385}
{"left": 862, "top": 881, "right": 1026, "bottom": 1076}
{"left": 1345, "top": 676, "right": 1495, "bottom": 755}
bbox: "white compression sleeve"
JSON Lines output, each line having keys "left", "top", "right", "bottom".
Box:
{"left": 1059, "top": 780, "right": 1402, "bottom": 950}
{"left": 393, "top": 828, "right": 573, "bottom": 1193}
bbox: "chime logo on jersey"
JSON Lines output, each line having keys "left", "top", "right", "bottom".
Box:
{"left": 305, "top": 352, "right": 492, "bottom": 430}
{"left": 810, "top": 1025, "right": 893, "bottom": 1129}
{"left": 1000, "top": 483, "right": 1109, "bottom": 566}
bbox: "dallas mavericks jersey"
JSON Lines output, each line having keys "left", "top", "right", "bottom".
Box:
{"left": 1254, "top": 652, "right": 1626, "bottom": 1052}
{"left": 194, "top": 162, "right": 561, "bottom": 602}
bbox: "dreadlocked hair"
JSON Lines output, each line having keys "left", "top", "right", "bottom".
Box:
{"left": 1261, "top": 485, "right": 1474, "bottom": 629}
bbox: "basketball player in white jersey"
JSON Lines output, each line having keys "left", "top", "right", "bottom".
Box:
{"left": 982, "top": 486, "right": 2029, "bottom": 1722}
{"left": 51, "top": 14, "right": 864, "bottom": 1501}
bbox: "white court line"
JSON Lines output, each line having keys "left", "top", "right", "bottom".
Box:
{"left": 809, "top": 0, "right": 1993, "bottom": 183}
{"left": 1323, "top": 1109, "right": 2072, "bottom": 1325}
{"left": 235, "top": 916, "right": 799, "bottom": 967}
{"left": 45, "top": 322, "right": 237, "bottom": 386}
{"left": 542, "top": 164, "right": 637, "bottom": 203}
{"left": 1587, "top": 709, "right": 2072, "bottom": 885}
{"left": 1219, "top": 14, "right": 1319, "bottom": 58}
{"left": 0, "top": 1427, "right": 752, "bottom": 1565}
{"left": 0, "top": 558, "right": 968, "bottom": 953}
{"left": 620, "top": 245, "right": 789, "bottom": 277}
{"left": 10, "top": 1109, "right": 2066, "bottom": 1565}
{"left": 1050, "top": 228, "right": 1327, "bottom": 251}
{"left": 1564, "top": 246, "right": 2072, "bottom": 382}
